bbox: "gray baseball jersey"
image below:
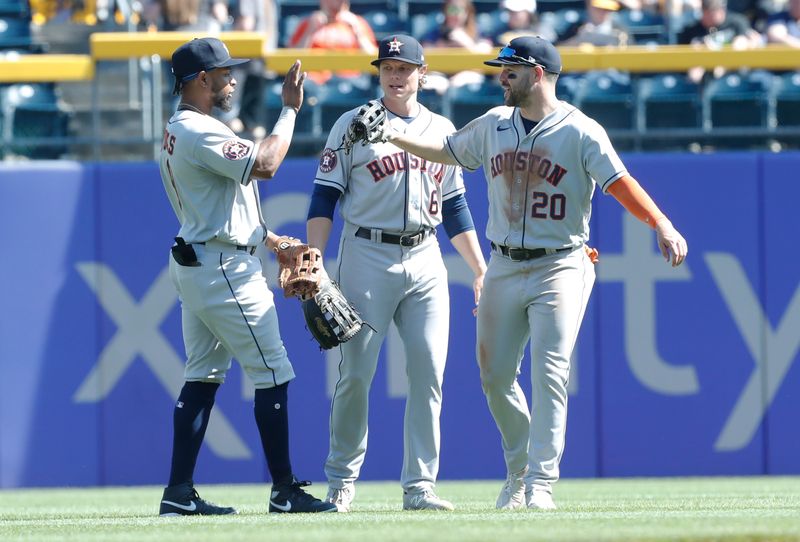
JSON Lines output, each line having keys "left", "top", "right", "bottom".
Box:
{"left": 446, "top": 104, "right": 627, "bottom": 248}
{"left": 314, "top": 103, "right": 461, "bottom": 493}
{"left": 444, "top": 102, "right": 620, "bottom": 496}
{"left": 160, "top": 110, "right": 264, "bottom": 246}
{"left": 160, "top": 109, "right": 294, "bottom": 389}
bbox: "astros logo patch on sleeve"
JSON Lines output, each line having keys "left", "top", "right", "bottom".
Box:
{"left": 222, "top": 140, "right": 250, "bottom": 160}
{"left": 319, "top": 148, "right": 337, "bottom": 173}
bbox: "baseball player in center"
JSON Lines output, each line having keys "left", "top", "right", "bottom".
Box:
{"left": 382, "top": 35, "right": 688, "bottom": 510}
{"left": 306, "top": 35, "right": 487, "bottom": 511}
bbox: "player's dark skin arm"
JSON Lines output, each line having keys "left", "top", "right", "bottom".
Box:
{"left": 251, "top": 60, "right": 306, "bottom": 179}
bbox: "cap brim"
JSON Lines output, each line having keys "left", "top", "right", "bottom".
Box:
{"left": 484, "top": 58, "right": 527, "bottom": 67}
{"left": 218, "top": 57, "right": 250, "bottom": 68}
{"left": 371, "top": 57, "right": 424, "bottom": 67}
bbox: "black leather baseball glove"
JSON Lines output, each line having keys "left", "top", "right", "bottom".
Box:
{"left": 342, "top": 100, "right": 388, "bottom": 155}
{"left": 302, "top": 280, "right": 364, "bottom": 350}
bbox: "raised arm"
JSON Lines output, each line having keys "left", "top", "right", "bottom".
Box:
{"left": 251, "top": 60, "right": 306, "bottom": 179}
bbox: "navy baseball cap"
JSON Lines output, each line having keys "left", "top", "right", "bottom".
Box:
{"left": 484, "top": 35, "right": 562, "bottom": 74}
{"left": 371, "top": 34, "right": 425, "bottom": 67}
{"left": 171, "top": 37, "right": 249, "bottom": 93}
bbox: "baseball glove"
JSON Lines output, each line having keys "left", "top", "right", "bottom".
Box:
{"left": 342, "top": 100, "right": 388, "bottom": 155}
{"left": 274, "top": 236, "right": 323, "bottom": 299}
{"left": 302, "top": 280, "right": 364, "bottom": 350}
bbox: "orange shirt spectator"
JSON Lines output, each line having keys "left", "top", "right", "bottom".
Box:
{"left": 288, "top": 0, "right": 378, "bottom": 84}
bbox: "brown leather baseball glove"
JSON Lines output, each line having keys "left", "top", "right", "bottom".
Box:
{"left": 273, "top": 236, "right": 323, "bottom": 299}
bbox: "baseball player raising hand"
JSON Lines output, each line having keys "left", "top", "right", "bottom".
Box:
{"left": 306, "top": 35, "right": 487, "bottom": 512}
{"left": 157, "top": 37, "right": 336, "bottom": 516}
{"left": 381, "top": 35, "right": 687, "bottom": 510}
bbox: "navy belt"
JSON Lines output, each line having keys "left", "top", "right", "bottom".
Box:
{"left": 491, "top": 242, "right": 572, "bottom": 262}
{"left": 355, "top": 227, "right": 434, "bottom": 247}
{"left": 196, "top": 240, "right": 257, "bottom": 255}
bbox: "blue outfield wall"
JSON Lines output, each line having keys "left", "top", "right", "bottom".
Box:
{"left": 0, "top": 152, "right": 798, "bottom": 488}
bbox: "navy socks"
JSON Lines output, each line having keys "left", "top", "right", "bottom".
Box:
{"left": 167, "top": 381, "right": 220, "bottom": 487}
{"left": 254, "top": 383, "right": 293, "bottom": 485}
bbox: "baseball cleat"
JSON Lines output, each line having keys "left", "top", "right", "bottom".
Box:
{"left": 326, "top": 485, "right": 355, "bottom": 512}
{"left": 526, "top": 488, "right": 557, "bottom": 510}
{"left": 159, "top": 482, "right": 237, "bottom": 516}
{"left": 496, "top": 468, "right": 527, "bottom": 510}
{"left": 269, "top": 477, "right": 338, "bottom": 513}
{"left": 402, "top": 489, "right": 455, "bottom": 511}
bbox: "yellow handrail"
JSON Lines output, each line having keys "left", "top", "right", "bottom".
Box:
{"left": 0, "top": 54, "right": 94, "bottom": 82}
{"left": 0, "top": 33, "right": 797, "bottom": 83}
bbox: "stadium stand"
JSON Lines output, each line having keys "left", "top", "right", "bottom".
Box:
{"left": 0, "top": 82, "right": 70, "bottom": 158}
{"left": 617, "top": 9, "right": 668, "bottom": 45}
{"left": 0, "top": 15, "right": 33, "bottom": 49}
{"left": 556, "top": 73, "right": 583, "bottom": 104}
{"left": 361, "top": 9, "right": 408, "bottom": 39}
{"left": 444, "top": 77, "right": 503, "bottom": 129}
{"left": 0, "top": 0, "right": 29, "bottom": 17}
{"left": 771, "top": 71, "right": 800, "bottom": 148}
{"left": 705, "top": 71, "right": 773, "bottom": 149}
{"left": 574, "top": 70, "right": 636, "bottom": 148}
{"left": 638, "top": 73, "right": 702, "bottom": 150}
{"left": 319, "top": 75, "right": 377, "bottom": 130}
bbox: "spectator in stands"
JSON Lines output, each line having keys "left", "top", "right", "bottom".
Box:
{"left": 420, "top": 0, "right": 493, "bottom": 52}
{"left": 225, "top": 0, "right": 278, "bottom": 138}
{"left": 493, "top": 0, "right": 557, "bottom": 45}
{"left": 420, "top": 0, "right": 493, "bottom": 90}
{"left": 766, "top": 0, "right": 800, "bottom": 46}
{"left": 142, "top": 0, "right": 229, "bottom": 32}
{"left": 678, "top": 0, "right": 762, "bottom": 82}
{"left": 288, "top": 0, "right": 378, "bottom": 84}
{"left": 559, "top": 0, "right": 630, "bottom": 47}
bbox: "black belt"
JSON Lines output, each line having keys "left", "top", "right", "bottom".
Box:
{"left": 491, "top": 242, "right": 572, "bottom": 262}
{"left": 355, "top": 227, "right": 434, "bottom": 247}
{"left": 196, "top": 241, "right": 257, "bottom": 255}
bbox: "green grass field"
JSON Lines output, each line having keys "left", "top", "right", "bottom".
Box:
{"left": 1, "top": 477, "right": 798, "bottom": 542}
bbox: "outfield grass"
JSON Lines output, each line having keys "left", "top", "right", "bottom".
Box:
{"left": 1, "top": 477, "right": 798, "bottom": 542}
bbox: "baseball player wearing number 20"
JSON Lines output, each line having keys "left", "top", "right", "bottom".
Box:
{"left": 384, "top": 35, "right": 688, "bottom": 510}
{"left": 157, "top": 37, "right": 336, "bottom": 515}
{"left": 307, "top": 35, "right": 487, "bottom": 512}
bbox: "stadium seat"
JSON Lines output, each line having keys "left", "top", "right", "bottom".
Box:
{"left": 1, "top": 83, "right": 70, "bottom": 158}
{"left": 617, "top": 9, "right": 667, "bottom": 45}
{"left": 638, "top": 73, "right": 701, "bottom": 149}
{"left": 705, "top": 71, "right": 772, "bottom": 149}
{"left": 540, "top": 9, "right": 584, "bottom": 41}
{"left": 574, "top": 71, "right": 636, "bottom": 148}
{"left": 417, "top": 86, "right": 445, "bottom": 116}
{"left": 318, "top": 76, "right": 377, "bottom": 132}
{"left": 0, "top": 15, "right": 32, "bottom": 49}
{"left": 361, "top": 10, "right": 408, "bottom": 40}
{"left": 444, "top": 77, "right": 503, "bottom": 129}
{"left": 410, "top": 11, "right": 442, "bottom": 41}
{"left": 0, "top": 0, "right": 29, "bottom": 17}
{"left": 556, "top": 74, "right": 583, "bottom": 105}
{"left": 773, "top": 71, "right": 800, "bottom": 147}
{"left": 476, "top": 9, "right": 506, "bottom": 38}
{"left": 264, "top": 77, "right": 320, "bottom": 136}
{"left": 535, "top": 0, "right": 585, "bottom": 13}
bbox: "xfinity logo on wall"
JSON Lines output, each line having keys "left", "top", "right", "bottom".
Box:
{"left": 72, "top": 196, "right": 800, "bottom": 458}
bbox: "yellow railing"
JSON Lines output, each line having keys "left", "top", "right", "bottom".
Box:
{"left": 0, "top": 32, "right": 798, "bottom": 82}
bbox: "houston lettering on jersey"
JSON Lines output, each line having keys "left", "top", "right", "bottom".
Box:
{"left": 366, "top": 152, "right": 445, "bottom": 183}
{"left": 489, "top": 151, "right": 568, "bottom": 187}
